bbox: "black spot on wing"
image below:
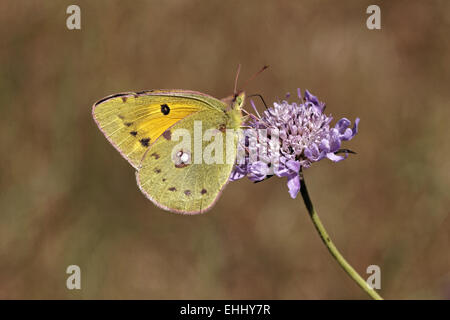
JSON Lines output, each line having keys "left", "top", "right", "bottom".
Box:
{"left": 162, "top": 130, "right": 171, "bottom": 140}
{"left": 124, "top": 122, "right": 133, "bottom": 127}
{"left": 168, "top": 187, "right": 176, "bottom": 192}
{"left": 154, "top": 168, "right": 161, "bottom": 173}
{"left": 140, "top": 138, "right": 150, "bottom": 147}
{"left": 201, "top": 189, "right": 207, "bottom": 195}
{"left": 130, "top": 131, "right": 137, "bottom": 136}
{"left": 161, "top": 104, "right": 170, "bottom": 115}
{"left": 151, "top": 153, "right": 160, "bottom": 159}
{"left": 184, "top": 190, "right": 191, "bottom": 196}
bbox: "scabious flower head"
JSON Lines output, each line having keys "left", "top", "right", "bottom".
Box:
{"left": 230, "top": 89, "right": 359, "bottom": 199}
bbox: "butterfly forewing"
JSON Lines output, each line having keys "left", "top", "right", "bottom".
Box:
{"left": 92, "top": 90, "right": 223, "bottom": 169}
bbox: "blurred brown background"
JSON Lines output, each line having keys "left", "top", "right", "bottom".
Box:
{"left": 0, "top": 0, "right": 449, "bottom": 299}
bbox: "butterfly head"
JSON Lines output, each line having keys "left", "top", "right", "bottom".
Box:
{"left": 228, "top": 91, "right": 245, "bottom": 128}
{"left": 232, "top": 90, "right": 246, "bottom": 111}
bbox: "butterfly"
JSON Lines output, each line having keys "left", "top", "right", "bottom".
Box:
{"left": 92, "top": 88, "right": 245, "bottom": 214}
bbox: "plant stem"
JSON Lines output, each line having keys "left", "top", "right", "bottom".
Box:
{"left": 299, "top": 174, "right": 383, "bottom": 300}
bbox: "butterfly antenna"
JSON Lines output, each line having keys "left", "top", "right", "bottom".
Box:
{"left": 234, "top": 64, "right": 241, "bottom": 95}
{"left": 240, "top": 65, "right": 269, "bottom": 91}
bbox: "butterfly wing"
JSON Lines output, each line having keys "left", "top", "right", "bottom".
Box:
{"left": 93, "top": 89, "right": 241, "bottom": 214}
{"left": 136, "top": 107, "right": 240, "bottom": 214}
{"left": 92, "top": 90, "right": 225, "bottom": 169}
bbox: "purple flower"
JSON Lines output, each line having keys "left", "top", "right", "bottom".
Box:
{"left": 230, "top": 89, "right": 359, "bottom": 199}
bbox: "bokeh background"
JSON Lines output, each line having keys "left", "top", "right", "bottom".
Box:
{"left": 1, "top": 0, "right": 449, "bottom": 299}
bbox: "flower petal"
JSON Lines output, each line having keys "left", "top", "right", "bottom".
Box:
{"left": 297, "top": 88, "right": 302, "bottom": 100}
{"left": 305, "top": 143, "right": 320, "bottom": 161}
{"left": 229, "top": 165, "right": 247, "bottom": 181}
{"left": 329, "top": 129, "right": 342, "bottom": 152}
{"left": 286, "top": 159, "right": 301, "bottom": 173}
{"left": 341, "top": 128, "right": 353, "bottom": 140}
{"left": 319, "top": 139, "right": 330, "bottom": 153}
{"left": 304, "top": 90, "right": 319, "bottom": 105}
{"left": 335, "top": 118, "right": 351, "bottom": 134}
{"left": 287, "top": 174, "right": 301, "bottom": 199}
{"left": 351, "top": 118, "right": 360, "bottom": 137}
{"left": 326, "top": 152, "right": 346, "bottom": 162}
{"left": 248, "top": 161, "right": 269, "bottom": 181}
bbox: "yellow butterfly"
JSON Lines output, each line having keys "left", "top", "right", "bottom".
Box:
{"left": 92, "top": 88, "right": 245, "bottom": 214}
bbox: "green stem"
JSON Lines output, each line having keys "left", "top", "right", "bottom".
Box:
{"left": 299, "top": 174, "right": 383, "bottom": 300}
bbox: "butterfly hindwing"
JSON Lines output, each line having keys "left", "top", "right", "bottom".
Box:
{"left": 136, "top": 108, "right": 238, "bottom": 214}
